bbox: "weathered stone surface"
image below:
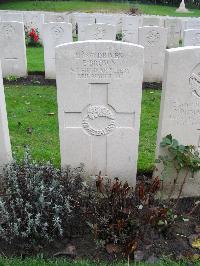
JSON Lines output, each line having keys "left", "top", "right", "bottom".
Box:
{"left": 43, "top": 22, "right": 72, "bottom": 79}
{"left": 0, "top": 61, "right": 12, "bottom": 169}
{"left": 155, "top": 47, "right": 200, "bottom": 197}
{"left": 165, "top": 18, "right": 181, "bottom": 48}
{"left": 75, "top": 14, "right": 95, "bottom": 41}
{"left": 55, "top": 41, "right": 144, "bottom": 185}
{"left": 122, "top": 16, "right": 139, "bottom": 44}
{"left": 139, "top": 26, "right": 167, "bottom": 82}
{"left": 183, "top": 29, "right": 200, "bottom": 46}
{"left": 44, "top": 12, "right": 70, "bottom": 23}
{"left": 0, "top": 22, "right": 27, "bottom": 77}
{"left": 1, "top": 12, "right": 23, "bottom": 22}
{"left": 82, "top": 23, "right": 116, "bottom": 41}
{"left": 142, "top": 16, "right": 163, "bottom": 27}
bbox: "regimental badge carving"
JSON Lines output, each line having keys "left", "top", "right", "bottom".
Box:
{"left": 82, "top": 105, "right": 116, "bottom": 136}
{"left": 94, "top": 26, "right": 105, "bottom": 40}
{"left": 189, "top": 64, "right": 200, "bottom": 98}
{"left": 2, "top": 24, "right": 15, "bottom": 39}
{"left": 146, "top": 30, "right": 160, "bottom": 46}
{"left": 51, "top": 25, "right": 64, "bottom": 39}
{"left": 192, "top": 33, "right": 200, "bottom": 46}
{"left": 55, "top": 16, "right": 65, "bottom": 22}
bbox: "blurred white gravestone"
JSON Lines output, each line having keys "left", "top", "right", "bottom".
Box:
{"left": 0, "top": 61, "right": 12, "bottom": 170}
{"left": 82, "top": 23, "right": 116, "bottom": 41}
{"left": 155, "top": 47, "right": 200, "bottom": 197}
{"left": 1, "top": 12, "right": 23, "bottom": 22}
{"left": 0, "top": 22, "right": 27, "bottom": 77}
{"left": 55, "top": 41, "right": 144, "bottom": 185}
{"left": 165, "top": 18, "right": 181, "bottom": 48}
{"left": 43, "top": 22, "right": 72, "bottom": 79}
{"left": 142, "top": 16, "right": 162, "bottom": 27}
{"left": 185, "top": 18, "right": 200, "bottom": 30}
{"left": 122, "top": 16, "right": 139, "bottom": 44}
{"left": 184, "top": 29, "right": 200, "bottom": 46}
{"left": 75, "top": 14, "right": 95, "bottom": 41}
{"left": 139, "top": 26, "right": 167, "bottom": 82}
{"left": 44, "top": 13, "right": 70, "bottom": 23}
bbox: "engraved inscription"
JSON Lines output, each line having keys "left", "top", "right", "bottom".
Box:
{"left": 189, "top": 64, "right": 200, "bottom": 98}
{"left": 82, "top": 105, "right": 116, "bottom": 136}
{"left": 146, "top": 30, "right": 160, "bottom": 46}
{"left": 71, "top": 50, "right": 130, "bottom": 79}
{"left": 51, "top": 25, "right": 64, "bottom": 39}
{"left": 2, "top": 24, "right": 15, "bottom": 39}
{"left": 94, "top": 26, "right": 106, "bottom": 40}
{"left": 55, "top": 16, "right": 65, "bottom": 22}
{"left": 168, "top": 99, "right": 200, "bottom": 126}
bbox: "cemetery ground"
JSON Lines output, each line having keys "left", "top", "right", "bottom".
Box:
{"left": 2, "top": 67, "right": 200, "bottom": 264}
{"left": 1, "top": 0, "right": 200, "bottom": 17}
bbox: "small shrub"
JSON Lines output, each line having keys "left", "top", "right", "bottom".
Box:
{"left": 0, "top": 149, "right": 87, "bottom": 244}
{"left": 25, "top": 27, "right": 42, "bottom": 47}
{"left": 86, "top": 172, "right": 175, "bottom": 256}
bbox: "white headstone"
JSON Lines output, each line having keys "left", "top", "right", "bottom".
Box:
{"left": 95, "top": 14, "right": 122, "bottom": 33}
{"left": 23, "top": 12, "right": 44, "bottom": 41}
{"left": 43, "top": 22, "right": 72, "bottom": 79}
{"left": 1, "top": 12, "right": 23, "bottom": 22}
{"left": 139, "top": 26, "right": 167, "bottom": 82}
{"left": 0, "top": 22, "right": 27, "bottom": 77}
{"left": 44, "top": 13, "right": 70, "bottom": 23}
{"left": 165, "top": 18, "right": 181, "bottom": 48}
{"left": 185, "top": 18, "right": 200, "bottom": 30}
{"left": 0, "top": 61, "right": 12, "bottom": 169}
{"left": 184, "top": 29, "right": 200, "bottom": 46}
{"left": 55, "top": 41, "right": 144, "bottom": 185}
{"left": 75, "top": 14, "right": 95, "bottom": 41}
{"left": 176, "top": 0, "right": 189, "bottom": 13}
{"left": 82, "top": 23, "right": 116, "bottom": 41}
{"left": 155, "top": 47, "right": 200, "bottom": 197}
{"left": 142, "top": 16, "right": 162, "bottom": 27}
{"left": 122, "top": 16, "right": 139, "bottom": 44}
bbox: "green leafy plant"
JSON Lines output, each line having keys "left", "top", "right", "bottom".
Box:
{"left": 0, "top": 149, "right": 87, "bottom": 244}
{"left": 156, "top": 134, "right": 200, "bottom": 199}
{"left": 6, "top": 75, "right": 18, "bottom": 82}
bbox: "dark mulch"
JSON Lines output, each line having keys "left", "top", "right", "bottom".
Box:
{"left": 4, "top": 73, "right": 162, "bottom": 90}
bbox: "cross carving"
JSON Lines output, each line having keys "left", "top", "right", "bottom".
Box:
{"left": 145, "top": 55, "right": 159, "bottom": 71}
{"left": 64, "top": 83, "right": 135, "bottom": 174}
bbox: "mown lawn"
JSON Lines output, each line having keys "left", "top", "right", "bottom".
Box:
{"left": 27, "top": 47, "right": 44, "bottom": 73}
{"left": 1, "top": 0, "right": 200, "bottom": 17}
{"left": 4, "top": 85, "right": 161, "bottom": 173}
{"left": 0, "top": 257, "right": 199, "bottom": 266}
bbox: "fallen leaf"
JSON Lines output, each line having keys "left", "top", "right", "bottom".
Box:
{"left": 26, "top": 127, "right": 33, "bottom": 134}
{"left": 188, "top": 234, "right": 200, "bottom": 249}
{"left": 47, "top": 112, "right": 55, "bottom": 116}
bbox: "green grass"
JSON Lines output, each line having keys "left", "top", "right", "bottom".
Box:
{"left": 5, "top": 85, "right": 161, "bottom": 172}
{"left": 0, "top": 257, "right": 199, "bottom": 266}
{"left": 1, "top": 0, "right": 200, "bottom": 17}
{"left": 27, "top": 47, "right": 44, "bottom": 73}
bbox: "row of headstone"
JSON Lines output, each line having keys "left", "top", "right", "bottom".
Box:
{"left": 0, "top": 40, "right": 200, "bottom": 197}
{"left": 0, "top": 10, "right": 197, "bottom": 45}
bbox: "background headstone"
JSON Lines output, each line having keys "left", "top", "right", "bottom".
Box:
{"left": 44, "top": 12, "right": 70, "bottom": 23}
{"left": 165, "top": 18, "right": 181, "bottom": 48}
{"left": 82, "top": 23, "right": 116, "bottom": 40}
{"left": 75, "top": 14, "right": 95, "bottom": 41}
{"left": 1, "top": 12, "right": 23, "bottom": 22}
{"left": 122, "top": 16, "right": 139, "bottom": 44}
{"left": 142, "top": 16, "right": 163, "bottom": 27}
{"left": 43, "top": 22, "right": 72, "bottom": 79}
{"left": 0, "top": 61, "right": 12, "bottom": 169}
{"left": 184, "top": 29, "right": 200, "bottom": 46}
{"left": 0, "top": 22, "right": 27, "bottom": 77}
{"left": 139, "top": 26, "right": 167, "bottom": 82}
{"left": 155, "top": 47, "right": 200, "bottom": 197}
{"left": 55, "top": 41, "right": 144, "bottom": 185}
